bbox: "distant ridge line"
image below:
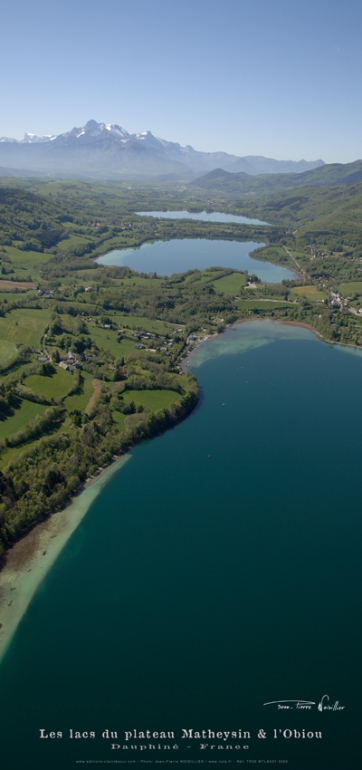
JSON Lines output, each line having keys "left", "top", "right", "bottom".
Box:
{"left": 0, "top": 119, "right": 325, "bottom": 181}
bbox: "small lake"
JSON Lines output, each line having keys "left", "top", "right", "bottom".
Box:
{"left": 136, "top": 209, "right": 271, "bottom": 225}
{"left": 96, "top": 238, "right": 295, "bottom": 283}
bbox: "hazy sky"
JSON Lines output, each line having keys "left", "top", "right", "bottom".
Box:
{"left": 1, "top": 0, "right": 361, "bottom": 163}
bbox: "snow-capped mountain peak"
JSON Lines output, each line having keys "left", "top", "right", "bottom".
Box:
{"left": 0, "top": 120, "right": 325, "bottom": 180}
{"left": 23, "top": 133, "right": 57, "bottom": 143}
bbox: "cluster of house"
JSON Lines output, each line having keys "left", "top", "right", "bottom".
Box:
{"left": 331, "top": 291, "right": 346, "bottom": 309}
{"left": 132, "top": 331, "right": 177, "bottom": 351}
{"left": 330, "top": 290, "right": 362, "bottom": 314}
{"left": 58, "top": 351, "right": 83, "bottom": 372}
{"left": 37, "top": 289, "right": 53, "bottom": 299}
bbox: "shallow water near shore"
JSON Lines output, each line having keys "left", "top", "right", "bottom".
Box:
{"left": 0, "top": 321, "right": 361, "bottom": 769}
{"left": 0, "top": 456, "right": 130, "bottom": 662}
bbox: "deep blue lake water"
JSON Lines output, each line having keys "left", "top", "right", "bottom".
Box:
{"left": 96, "top": 238, "right": 295, "bottom": 282}
{"left": 0, "top": 321, "right": 361, "bottom": 769}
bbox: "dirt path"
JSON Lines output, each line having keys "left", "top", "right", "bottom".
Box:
{"left": 283, "top": 245, "right": 306, "bottom": 278}
{"left": 85, "top": 378, "right": 102, "bottom": 414}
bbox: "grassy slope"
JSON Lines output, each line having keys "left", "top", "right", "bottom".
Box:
{"left": 0, "top": 308, "right": 50, "bottom": 368}
{"left": 24, "top": 369, "right": 73, "bottom": 399}
{"left": 338, "top": 281, "right": 362, "bottom": 295}
{"left": 64, "top": 371, "right": 94, "bottom": 412}
{"left": 0, "top": 340, "right": 18, "bottom": 370}
{"left": 213, "top": 272, "right": 247, "bottom": 294}
{"left": 123, "top": 388, "right": 181, "bottom": 411}
{"left": 289, "top": 285, "right": 329, "bottom": 301}
{"left": 0, "top": 400, "right": 48, "bottom": 438}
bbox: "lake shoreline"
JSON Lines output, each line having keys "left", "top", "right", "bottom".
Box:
{"left": 2, "top": 314, "right": 360, "bottom": 664}
{"left": 214, "top": 316, "right": 362, "bottom": 352}
{"left": 94, "top": 237, "right": 298, "bottom": 283}
{"left": 0, "top": 455, "right": 129, "bottom": 663}
{"left": 266, "top": 318, "right": 362, "bottom": 352}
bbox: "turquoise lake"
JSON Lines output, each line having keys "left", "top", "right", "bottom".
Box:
{"left": 136, "top": 209, "right": 271, "bottom": 225}
{"left": 96, "top": 238, "right": 295, "bottom": 281}
{"left": 0, "top": 321, "right": 361, "bottom": 769}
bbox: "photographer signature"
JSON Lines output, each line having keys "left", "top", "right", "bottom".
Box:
{"left": 263, "top": 695, "right": 345, "bottom": 711}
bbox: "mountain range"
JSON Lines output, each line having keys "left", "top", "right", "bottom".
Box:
{"left": 0, "top": 120, "right": 324, "bottom": 181}
{"left": 188, "top": 161, "right": 362, "bottom": 197}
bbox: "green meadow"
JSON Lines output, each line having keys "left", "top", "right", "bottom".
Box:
{"left": 112, "top": 314, "right": 177, "bottom": 334}
{"left": 213, "top": 271, "right": 247, "bottom": 294}
{"left": 123, "top": 388, "right": 181, "bottom": 411}
{"left": 0, "top": 400, "right": 48, "bottom": 439}
{"left": 0, "top": 308, "right": 50, "bottom": 368}
{"left": 0, "top": 292, "right": 32, "bottom": 302}
{"left": 4, "top": 245, "right": 52, "bottom": 269}
{"left": 88, "top": 325, "right": 135, "bottom": 357}
{"left": 0, "top": 437, "right": 41, "bottom": 470}
{"left": 64, "top": 371, "right": 94, "bottom": 412}
{"left": 338, "top": 281, "right": 362, "bottom": 296}
{"left": 112, "top": 411, "right": 126, "bottom": 431}
{"left": 0, "top": 339, "right": 19, "bottom": 370}
{"left": 57, "top": 234, "right": 93, "bottom": 251}
{"left": 289, "top": 285, "right": 328, "bottom": 301}
{"left": 24, "top": 369, "right": 73, "bottom": 399}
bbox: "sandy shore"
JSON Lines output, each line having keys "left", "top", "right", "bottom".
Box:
{"left": 0, "top": 455, "right": 130, "bottom": 663}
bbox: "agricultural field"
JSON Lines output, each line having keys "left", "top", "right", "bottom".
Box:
{"left": 57, "top": 233, "right": 93, "bottom": 251}
{"left": 4, "top": 245, "right": 52, "bottom": 268}
{"left": 64, "top": 371, "right": 94, "bottom": 412}
{"left": 0, "top": 292, "right": 31, "bottom": 302}
{"left": 23, "top": 368, "right": 73, "bottom": 400}
{"left": 213, "top": 271, "right": 247, "bottom": 294}
{"left": 289, "top": 285, "right": 328, "bottom": 302}
{"left": 87, "top": 325, "right": 135, "bottom": 357}
{"left": 0, "top": 280, "right": 35, "bottom": 291}
{"left": 123, "top": 388, "right": 181, "bottom": 411}
{"left": 338, "top": 281, "right": 362, "bottom": 296}
{"left": 0, "top": 308, "right": 50, "bottom": 368}
{"left": 112, "top": 314, "right": 178, "bottom": 334}
{"left": 0, "top": 339, "right": 19, "bottom": 370}
{"left": 0, "top": 400, "right": 48, "bottom": 439}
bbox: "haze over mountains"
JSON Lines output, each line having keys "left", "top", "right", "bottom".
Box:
{"left": 189, "top": 161, "right": 362, "bottom": 197}
{"left": 0, "top": 119, "right": 324, "bottom": 181}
